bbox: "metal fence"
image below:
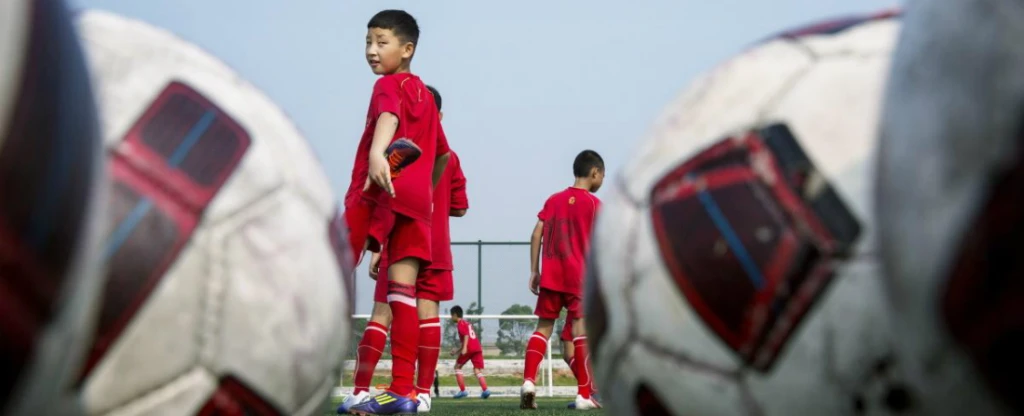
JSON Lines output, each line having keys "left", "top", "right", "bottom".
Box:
{"left": 451, "top": 240, "right": 529, "bottom": 310}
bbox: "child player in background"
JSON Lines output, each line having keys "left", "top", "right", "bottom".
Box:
{"left": 520, "top": 150, "right": 605, "bottom": 411}
{"left": 449, "top": 306, "right": 491, "bottom": 400}
{"left": 344, "top": 9, "right": 451, "bottom": 416}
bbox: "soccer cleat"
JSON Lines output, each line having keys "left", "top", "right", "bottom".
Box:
{"left": 385, "top": 138, "right": 422, "bottom": 180}
{"left": 567, "top": 402, "right": 577, "bottom": 409}
{"left": 520, "top": 380, "right": 537, "bottom": 409}
{"left": 336, "top": 391, "right": 370, "bottom": 414}
{"left": 480, "top": 389, "right": 491, "bottom": 399}
{"left": 574, "top": 394, "right": 602, "bottom": 410}
{"left": 416, "top": 393, "right": 431, "bottom": 413}
{"left": 348, "top": 391, "right": 418, "bottom": 415}
{"left": 453, "top": 390, "right": 468, "bottom": 399}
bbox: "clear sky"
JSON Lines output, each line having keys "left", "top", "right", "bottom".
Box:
{"left": 70, "top": 0, "right": 897, "bottom": 320}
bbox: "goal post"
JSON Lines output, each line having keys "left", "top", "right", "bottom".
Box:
{"left": 338, "top": 314, "right": 557, "bottom": 398}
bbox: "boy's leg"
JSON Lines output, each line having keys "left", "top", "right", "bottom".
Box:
{"left": 352, "top": 301, "right": 392, "bottom": 395}
{"left": 521, "top": 294, "right": 556, "bottom": 410}
{"left": 384, "top": 215, "right": 432, "bottom": 396}
{"left": 568, "top": 294, "right": 594, "bottom": 400}
{"left": 562, "top": 338, "right": 578, "bottom": 409}
{"left": 523, "top": 321, "right": 555, "bottom": 383}
{"left": 386, "top": 258, "right": 420, "bottom": 396}
{"left": 524, "top": 289, "right": 559, "bottom": 383}
{"left": 472, "top": 356, "right": 488, "bottom": 391}
{"left": 561, "top": 318, "right": 578, "bottom": 381}
{"left": 414, "top": 270, "right": 448, "bottom": 396}
{"left": 454, "top": 360, "right": 468, "bottom": 392}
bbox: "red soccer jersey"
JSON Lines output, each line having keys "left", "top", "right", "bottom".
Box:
{"left": 538, "top": 187, "right": 601, "bottom": 295}
{"left": 457, "top": 319, "right": 482, "bottom": 354}
{"left": 427, "top": 151, "right": 467, "bottom": 271}
{"left": 346, "top": 73, "right": 450, "bottom": 223}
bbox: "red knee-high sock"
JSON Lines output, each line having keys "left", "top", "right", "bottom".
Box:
{"left": 455, "top": 370, "right": 466, "bottom": 391}
{"left": 387, "top": 282, "right": 419, "bottom": 396}
{"left": 523, "top": 332, "right": 548, "bottom": 383}
{"left": 573, "top": 337, "right": 592, "bottom": 399}
{"left": 568, "top": 357, "right": 579, "bottom": 382}
{"left": 476, "top": 372, "right": 488, "bottom": 390}
{"left": 353, "top": 321, "right": 388, "bottom": 394}
{"left": 415, "top": 317, "right": 441, "bottom": 394}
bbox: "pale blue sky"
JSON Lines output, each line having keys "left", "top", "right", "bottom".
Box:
{"left": 70, "top": 0, "right": 897, "bottom": 319}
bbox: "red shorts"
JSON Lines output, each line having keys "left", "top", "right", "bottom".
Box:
{"left": 386, "top": 214, "right": 432, "bottom": 266}
{"left": 534, "top": 288, "right": 582, "bottom": 320}
{"left": 373, "top": 268, "right": 454, "bottom": 303}
{"left": 456, "top": 351, "right": 485, "bottom": 369}
{"left": 560, "top": 318, "right": 574, "bottom": 342}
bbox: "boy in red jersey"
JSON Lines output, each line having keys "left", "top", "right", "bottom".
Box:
{"left": 449, "top": 305, "right": 491, "bottom": 400}
{"left": 344, "top": 10, "right": 451, "bottom": 416}
{"left": 341, "top": 85, "right": 466, "bottom": 415}
{"left": 520, "top": 150, "right": 604, "bottom": 411}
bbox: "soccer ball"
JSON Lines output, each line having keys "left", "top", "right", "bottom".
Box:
{"left": 0, "top": 0, "right": 108, "bottom": 415}
{"left": 585, "top": 11, "right": 913, "bottom": 416}
{"left": 75, "top": 10, "right": 354, "bottom": 415}
{"left": 876, "top": 0, "right": 1024, "bottom": 414}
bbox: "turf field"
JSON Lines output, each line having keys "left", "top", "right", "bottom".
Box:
{"left": 341, "top": 373, "right": 580, "bottom": 387}
{"left": 327, "top": 396, "right": 605, "bottom": 415}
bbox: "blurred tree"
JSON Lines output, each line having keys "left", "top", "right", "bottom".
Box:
{"left": 496, "top": 304, "right": 534, "bottom": 356}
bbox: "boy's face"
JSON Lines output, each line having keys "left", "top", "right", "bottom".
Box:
{"left": 439, "top": 111, "right": 444, "bottom": 122}
{"left": 365, "top": 27, "right": 413, "bottom": 75}
{"left": 450, "top": 315, "right": 459, "bottom": 323}
{"left": 589, "top": 167, "right": 605, "bottom": 192}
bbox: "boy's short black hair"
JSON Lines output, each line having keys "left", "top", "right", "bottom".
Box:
{"left": 573, "top": 150, "right": 605, "bottom": 177}
{"left": 426, "top": 85, "right": 442, "bottom": 111}
{"left": 367, "top": 10, "right": 420, "bottom": 46}
{"left": 450, "top": 305, "right": 463, "bottom": 318}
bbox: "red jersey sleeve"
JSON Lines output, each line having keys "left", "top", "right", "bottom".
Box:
{"left": 537, "top": 197, "right": 552, "bottom": 221}
{"left": 436, "top": 121, "right": 451, "bottom": 157}
{"left": 457, "top": 320, "right": 468, "bottom": 338}
{"left": 450, "top": 154, "right": 468, "bottom": 210}
{"left": 371, "top": 77, "right": 401, "bottom": 121}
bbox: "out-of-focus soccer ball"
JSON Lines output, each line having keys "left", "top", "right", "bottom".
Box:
{"left": 876, "top": 0, "right": 1024, "bottom": 414}
{"left": 585, "top": 11, "right": 915, "bottom": 416}
{"left": 0, "top": 0, "right": 107, "bottom": 415}
{"left": 74, "top": 10, "right": 354, "bottom": 415}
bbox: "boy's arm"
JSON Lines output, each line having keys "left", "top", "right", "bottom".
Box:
{"left": 364, "top": 112, "right": 399, "bottom": 196}
{"left": 529, "top": 220, "right": 544, "bottom": 295}
{"left": 461, "top": 334, "right": 469, "bottom": 355}
{"left": 364, "top": 77, "right": 401, "bottom": 196}
{"left": 368, "top": 251, "right": 382, "bottom": 280}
